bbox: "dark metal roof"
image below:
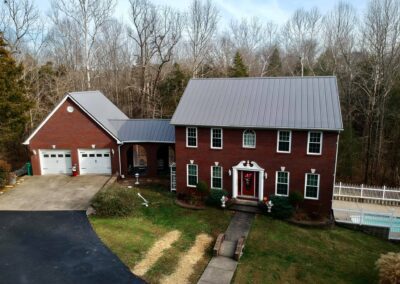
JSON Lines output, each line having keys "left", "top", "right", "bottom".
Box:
{"left": 171, "top": 77, "right": 343, "bottom": 131}
{"left": 69, "top": 91, "right": 128, "bottom": 139}
{"left": 109, "top": 119, "right": 175, "bottom": 143}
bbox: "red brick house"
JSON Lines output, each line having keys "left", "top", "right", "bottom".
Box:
{"left": 24, "top": 77, "right": 342, "bottom": 215}
{"left": 23, "top": 91, "right": 175, "bottom": 177}
{"left": 170, "top": 77, "right": 343, "bottom": 215}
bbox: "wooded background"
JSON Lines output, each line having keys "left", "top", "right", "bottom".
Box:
{"left": 1, "top": 0, "right": 400, "bottom": 186}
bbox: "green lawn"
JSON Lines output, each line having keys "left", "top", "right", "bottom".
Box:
{"left": 90, "top": 184, "right": 232, "bottom": 284}
{"left": 91, "top": 184, "right": 399, "bottom": 284}
{"left": 233, "top": 216, "right": 400, "bottom": 284}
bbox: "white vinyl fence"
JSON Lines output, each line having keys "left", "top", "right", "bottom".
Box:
{"left": 333, "top": 182, "right": 400, "bottom": 202}
{"left": 333, "top": 208, "right": 400, "bottom": 240}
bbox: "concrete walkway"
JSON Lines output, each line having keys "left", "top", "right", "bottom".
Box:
{"left": 198, "top": 212, "right": 254, "bottom": 284}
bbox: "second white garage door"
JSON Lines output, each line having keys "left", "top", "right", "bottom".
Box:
{"left": 39, "top": 149, "right": 72, "bottom": 175}
{"left": 78, "top": 149, "right": 112, "bottom": 175}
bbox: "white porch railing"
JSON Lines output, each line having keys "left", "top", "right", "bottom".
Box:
{"left": 333, "top": 182, "right": 400, "bottom": 202}
{"left": 333, "top": 207, "right": 400, "bottom": 240}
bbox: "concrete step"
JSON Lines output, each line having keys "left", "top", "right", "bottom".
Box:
{"left": 219, "top": 240, "right": 237, "bottom": 258}
{"left": 228, "top": 204, "right": 263, "bottom": 214}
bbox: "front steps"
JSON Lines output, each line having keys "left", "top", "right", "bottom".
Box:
{"left": 228, "top": 198, "right": 263, "bottom": 214}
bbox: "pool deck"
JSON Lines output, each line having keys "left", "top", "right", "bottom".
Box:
{"left": 333, "top": 200, "right": 400, "bottom": 216}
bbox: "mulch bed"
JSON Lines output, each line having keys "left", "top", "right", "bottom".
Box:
{"left": 175, "top": 199, "right": 206, "bottom": 210}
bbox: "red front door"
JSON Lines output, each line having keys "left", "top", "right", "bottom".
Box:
{"left": 240, "top": 171, "right": 257, "bottom": 197}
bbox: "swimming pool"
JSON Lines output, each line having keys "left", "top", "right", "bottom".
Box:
{"left": 351, "top": 214, "right": 400, "bottom": 233}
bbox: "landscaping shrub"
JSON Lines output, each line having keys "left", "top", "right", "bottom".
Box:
{"left": 0, "top": 160, "right": 11, "bottom": 188}
{"left": 92, "top": 186, "right": 135, "bottom": 217}
{"left": 196, "top": 180, "right": 209, "bottom": 199}
{"left": 206, "top": 188, "right": 228, "bottom": 207}
{"left": 270, "top": 195, "right": 294, "bottom": 219}
{"left": 289, "top": 191, "right": 304, "bottom": 209}
{"left": 376, "top": 252, "right": 400, "bottom": 284}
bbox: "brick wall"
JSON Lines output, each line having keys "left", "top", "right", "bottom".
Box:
{"left": 175, "top": 126, "right": 339, "bottom": 216}
{"left": 27, "top": 98, "right": 119, "bottom": 175}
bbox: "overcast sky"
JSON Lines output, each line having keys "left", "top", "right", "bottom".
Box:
{"left": 37, "top": 0, "right": 368, "bottom": 27}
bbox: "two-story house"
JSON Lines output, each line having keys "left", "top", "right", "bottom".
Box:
{"left": 171, "top": 77, "right": 343, "bottom": 216}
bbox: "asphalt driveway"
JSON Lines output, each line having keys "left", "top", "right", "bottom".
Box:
{"left": 0, "top": 211, "right": 143, "bottom": 284}
{"left": 0, "top": 175, "right": 110, "bottom": 210}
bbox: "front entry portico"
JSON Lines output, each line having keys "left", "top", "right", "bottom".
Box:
{"left": 232, "top": 161, "right": 264, "bottom": 201}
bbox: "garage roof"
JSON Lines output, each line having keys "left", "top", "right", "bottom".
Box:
{"left": 69, "top": 91, "right": 128, "bottom": 139}
{"left": 109, "top": 119, "right": 175, "bottom": 143}
{"left": 171, "top": 76, "right": 343, "bottom": 131}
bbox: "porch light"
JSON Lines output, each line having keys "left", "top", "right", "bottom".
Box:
{"left": 91, "top": 144, "right": 96, "bottom": 149}
{"left": 135, "top": 173, "right": 140, "bottom": 185}
{"left": 111, "top": 149, "right": 115, "bottom": 155}
{"left": 264, "top": 172, "right": 268, "bottom": 179}
{"left": 228, "top": 169, "right": 231, "bottom": 176}
{"left": 52, "top": 145, "right": 56, "bottom": 149}
{"left": 32, "top": 149, "right": 37, "bottom": 155}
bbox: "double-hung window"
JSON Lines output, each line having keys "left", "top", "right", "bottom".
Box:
{"left": 275, "top": 171, "right": 289, "bottom": 196}
{"left": 187, "top": 164, "right": 198, "bottom": 187}
{"left": 211, "top": 128, "right": 223, "bottom": 149}
{"left": 277, "top": 130, "right": 291, "bottom": 153}
{"left": 186, "top": 127, "right": 197, "bottom": 148}
{"left": 211, "top": 166, "right": 223, "bottom": 189}
{"left": 307, "top": 131, "right": 322, "bottom": 155}
{"left": 243, "top": 129, "right": 256, "bottom": 148}
{"left": 304, "top": 173, "right": 320, "bottom": 199}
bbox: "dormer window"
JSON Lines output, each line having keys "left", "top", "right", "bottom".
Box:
{"left": 243, "top": 129, "right": 256, "bottom": 148}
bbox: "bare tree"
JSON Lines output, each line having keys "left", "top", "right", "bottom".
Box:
{"left": 185, "top": 0, "right": 218, "bottom": 77}
{"left": 0, "top": 0, "right": 40, "bottom": 53}
{"left": 51, "top": 0, "right": 116, "bottom": 89}
{"left": 356, "top": 0, "right": 400, "bottom": 182}
{"left": 281, "top": 7, "right": 321, "bottom": 76}
{"left": 128, "top": 0, "right": 182, "bottom": 117}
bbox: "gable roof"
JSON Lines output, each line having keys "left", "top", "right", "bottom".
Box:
{"left": 23, "top": 91, "right": 128, "bottom": 145}
{"left": 170, "top": 76, "right": 343, "bottom": 131}
{"left": 109, "top": 119, "right": 175, "bottom": 143}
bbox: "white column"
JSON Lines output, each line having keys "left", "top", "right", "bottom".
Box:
{"left": 232, "top": 168, "right": 238, "bottom": 199}
{"left": 258, "top": 170, "right": 264, "bottom": 201}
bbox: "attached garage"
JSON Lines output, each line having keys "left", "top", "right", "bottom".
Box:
{"left": 39, "top": 150, "right": 72, "bottom": 175}
{"left": 78, "top": 149, "right": 112, "bottom": 175}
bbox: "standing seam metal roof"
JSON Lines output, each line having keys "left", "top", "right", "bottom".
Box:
{"left": 170, "top": 77, "right": 343, "bottom": 130}
{"left": 109, "top": 119, "right": 175, "bottom": 143}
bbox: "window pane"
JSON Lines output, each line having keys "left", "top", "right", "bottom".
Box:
{"left": 104, "top": 153, "right": 110, "bottom": 157}
{"left": 65, "top": 154, "right": 71, "bottom": 157}
{"left": 306, "top": 174, "right": 319, "bottom": 198}
{"left": 82, "top": 154, "right": 87, "bottom": 157}
{"left": 243, "top": 130, "right": 255, "bottom": 147}
{"left": 306, "top": 186, "right": 318, "bottom": 198}
{"left": 309, "top": 143, "right": 320, "bottom": 153}
{"left": 279, "top": 141, "right": 289, "bottom": 151}
{"left": 189, "top": 175, "right": 197, "bottom": 186}
{"left": 96, "top": 154, "right": 102, "bottom": 157}
{"left": 89, "top": 154, "right": 95, "bottom": 157}
{"left": 277, "top": 183, "right": 288, "bottom": 195}
{"left": 50, "top": 154, "right": 56, "bottom": 158}
{"left": 187, "top": 127, "right": 197, "bottom": 147}
{"left": 44, "top": 154, "right": 49, "bottom": 158}
{"left": 279, "top": 131, "right": 290, "bottom": 141}
{"left": 212, "top": 129, "right": 222, "bottom": 148}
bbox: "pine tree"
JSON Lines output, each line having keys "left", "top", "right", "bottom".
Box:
{"left": 266, "top": 47, "right": 282, "bottom": 76}
{"left": 0, "top": 34, "right": 31, "bottom": 162}
{"left": 228, "top": 51, "right": 248, "bottom": 77}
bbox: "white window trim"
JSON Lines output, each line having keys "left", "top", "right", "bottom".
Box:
{"left": 186, "top": 127, "right": 198, "bottom": 148}
{"left": 211, "top": 165, "right": 223, "bottom": 189}
{"left": 210, "top": 128, "right": 223, "bottom": 149}
{"left": 242, "top": 129, "right": 256, "bottom": 149}
{"left": 307, "top": 131, "right": 323, "bottom": 155}
{"left": 276, "top": 130, "right": 292, "bottom": 153}
{"left": 187, "top": 164, "right": 198, "bottom": 187}
{"left": 275, "top": 171, "right": 290, "bottom": 196}
{"left": 304, "top": 173, "right": 320, "bottom": 200}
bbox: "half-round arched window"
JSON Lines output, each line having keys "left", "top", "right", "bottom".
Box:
{"left": 243, "top": 129, "right": 256, "bottom": 148}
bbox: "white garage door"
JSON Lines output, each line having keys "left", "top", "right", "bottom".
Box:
{"left": 78, "top": 149, "right": 111, "bottom": 175}
{"left": 40, "top": 150, "right": 72, "bottom": 175}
